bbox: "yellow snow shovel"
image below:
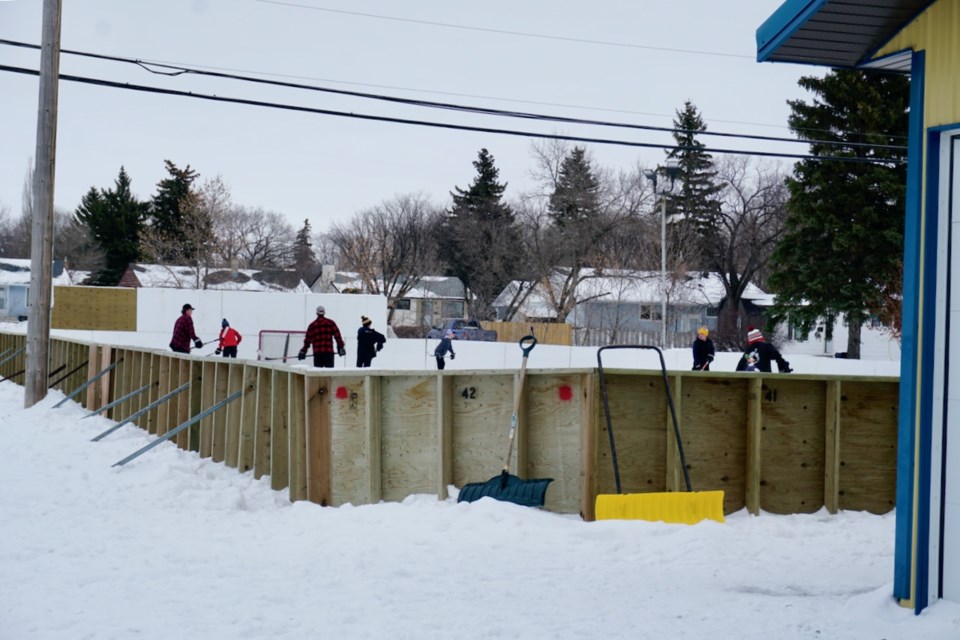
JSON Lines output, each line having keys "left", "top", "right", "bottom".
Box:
{"left": 594, "top": 345, "right": 724, "bottom": 524}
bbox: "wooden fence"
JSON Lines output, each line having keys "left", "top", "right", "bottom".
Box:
{"left": 0, "top": 332, "right": 898, "bottom": 519}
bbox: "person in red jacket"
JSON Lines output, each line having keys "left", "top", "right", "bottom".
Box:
{"left": 170, "top": 303, "right": 202, "bottom": 354}
{"left": 216, "top": 318, "right": 242, "bottom": 358}
{"left": 298, "top": 305, "right": 345, "bottom": 368}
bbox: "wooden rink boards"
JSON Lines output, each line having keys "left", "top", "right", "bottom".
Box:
{"left": 25, "top": 333, "right": 902, "bottom": 519}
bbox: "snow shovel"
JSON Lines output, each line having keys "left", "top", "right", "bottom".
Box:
{"left": 594, "top": 345, "right": 724, "bottom": 524}
{"left": 457, "top": 334, "right": 553, "bottom": 507}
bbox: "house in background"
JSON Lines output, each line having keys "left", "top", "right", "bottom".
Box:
{"left": 0, "top": 258, "right": 72, "bottom": 321}
{"left": 319, "top": 272, "right": 468, "bottom": 330}
{"left": 118, "top": 263, "right": 311, "bottom": 292}
{"left": 494, "top": 269, "right": 770, "bottom": 346}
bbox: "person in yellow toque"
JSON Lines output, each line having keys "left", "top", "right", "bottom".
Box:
{"left": 691, "top": 326, "right": 715, "bottom": 371}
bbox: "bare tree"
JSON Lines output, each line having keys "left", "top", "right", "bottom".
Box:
{"left": 328, "top": 193, "right": 441, "bottom": 321}
{"left": 140, "top": 188, "right": 214, "bottom": 289}
{"left": 216, "top": 205, "right": 295, "bottom": 268}
{"left": 705, "top": 156, "right": 789, "bottom": 347}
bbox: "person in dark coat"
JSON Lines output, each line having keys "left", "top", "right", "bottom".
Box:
{"left": 691, "top": 326, "right": 715, "bottom": 371}
{"left": 356, "top": 316, "right": 386, "bottom": 368}
{"left": 298, "top": 305, "right": 345, "bottom": 368}
{"left": 216, "top": 318, "right": 242, "bottom": 358}
{"left": 736, "top": 326, "right": 793, "bottom": 373}
{"left": 434, "top": 330, "right": 455, "bottom": 370}
{"left": 170, "top": 303, "right": 202, "bottom": 354}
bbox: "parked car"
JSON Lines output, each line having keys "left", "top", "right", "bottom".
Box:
{"left": 426, "top": 319, "right": 497, "bottom": 341}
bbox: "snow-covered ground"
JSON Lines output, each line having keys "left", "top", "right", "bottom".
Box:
{"left": 2, "top": 382, "right": 959, "bottom": 638}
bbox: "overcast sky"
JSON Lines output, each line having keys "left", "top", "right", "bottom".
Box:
{"left": 0, "top": 0, "right": 814, "bottom": 234}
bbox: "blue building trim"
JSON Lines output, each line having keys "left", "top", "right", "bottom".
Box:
{"left": 894, "top": 49, "right": 926, "bottom": 602}
{"left": 914, "top": 121, "right": 943, "bottom": 613}
{"left": 756, "top": 0, "right": 827, "bottom": 62}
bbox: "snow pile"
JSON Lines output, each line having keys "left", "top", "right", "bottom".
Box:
{"left": 2, "top": 384, "right": 959, "bottom": 638}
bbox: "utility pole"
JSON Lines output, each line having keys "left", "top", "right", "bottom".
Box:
{"left": 25, "top": 0, "right": 63, "bottom": 407}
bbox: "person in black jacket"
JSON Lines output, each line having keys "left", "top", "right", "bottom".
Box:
{"left": 691, "top": 326, "right": 715, "bottom": 370}
{"left": 434, "top": 331, "right": 455, "bottom": 370}
{"left": 736, "top": 326, "right": 793, "bottom": 373}
{"left": 356, "top": 316, "right": 386, "bottom": 368}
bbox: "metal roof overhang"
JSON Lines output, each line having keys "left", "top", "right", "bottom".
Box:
{"left": 756, "top": 0, "right": 936, "bottom": 70}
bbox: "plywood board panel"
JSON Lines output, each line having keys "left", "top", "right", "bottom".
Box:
{"left": 759, "top": 379, "right": 825, "bottom": 514}
{"left": 380, "top": 376, "right": 437, "bottom": 501}
{"left": 681, "top": 377, "right": 750, "bottom": 514}
{"left": 596, "top": 374, "right": 667, "bottom": 496}
{"left": 527, "top": 373, "right": 583, "bottom": 514}
{"left": 838, "top": 381, "right": 898, "bottom": 513}
{"left": 51, "top": 285, "right": 136, "bottom": 331}
{"left": 450, "top": 373, "right": 513, "bottom": 491}
{"left": 329, "top": 376, "right": 372, "bottom": 506}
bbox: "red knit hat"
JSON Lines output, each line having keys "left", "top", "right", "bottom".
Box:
{"left": 747, "top": 327, "right": 764, "bottom": 344}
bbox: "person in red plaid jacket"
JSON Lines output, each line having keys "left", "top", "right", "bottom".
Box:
{"left": 170, "top": 303, "right": 203, "bottom": 354}
{"left": 298, "top": 305, "right": 345, "bottom": 368}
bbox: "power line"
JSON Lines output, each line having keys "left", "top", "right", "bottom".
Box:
{"left": 0, "top": 39, "right": 909, "bottom": 152}
{"left": 254, "top": 0, "right": 754, "bottom": 60}
{"left": 0, "top": 63, "right": 905, "bottom": 165}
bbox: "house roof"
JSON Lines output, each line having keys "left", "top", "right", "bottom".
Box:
{"left": 494, "top": 270, "right": 770, "bottom": 319}
{"left": 0, "top": 258, "right": 72, "bottom": 286}
{"left": 756, "top": 0, "right": 932, "bottom": 70}
{"left": 123, "top": 263, "right": 308, "bottom": 292}
{"left": 333, "top": 273, "right": 466, "bottom": 299}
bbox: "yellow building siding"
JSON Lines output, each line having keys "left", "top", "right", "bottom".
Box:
{"left": 875, "top": 0, "right": 960, "bottom": 127}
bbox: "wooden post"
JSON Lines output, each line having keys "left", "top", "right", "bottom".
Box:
{"left": 288, "top": 372, "right": 307, "bottom": 502}
{"left": 24, "top": 0, "right": 63, "bottom": 407}
{"left": 270, "top": 370, "right": 290, "bottom": 491}
{"left": 224, "top": 364, "right": 243, "bottom": 468}
{"left": 238, "top": 365, "right": 259, "bottom": 473}
{"left": 514, "top": 371, "right": 528, "bottom": 477}
{"left": 436, "top": 375, "right": 453, "bottom": 499}
{"left": 305, "top": 376, "right": 331, "bottom": 505}
{"left": 84, "top": 345, "right": 99, "bottom": 410}
{"left": 365, "top": 375, "right": 382, "bottom": 503}
{"left": 253, "top": 367, "right": 272, "bottom": 479}
{"left": 746, "top": 377, "right": 763, "bottom": 515}
{"left": 579, "top": 372, "right": 597, "bottom": 521}
{"left": 824, "top": 379, "right": 842, "bottom": 513}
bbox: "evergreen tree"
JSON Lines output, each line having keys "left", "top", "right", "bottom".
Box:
{"left": 292, "top": 219, "right": 320, "bottom": 283}
{"left": 549, "top": 147, "right": 601, "bottom": 228}
{"left": 666, "top": 101, "right": 723, "bottom": 268}
{"left": 74, "top": 167, "right": 148, "bottom": 285}
{"left": 769, "top": 69, "right": 909, "bottom": 358}
{"left": 542, "top": 147, "right": 606, "bottom": 321}
{"left": 438, "top": 148, "right": 522, "bottom": 318}
{"left": 147, "top": 160, "right": 204, "bottom": 262}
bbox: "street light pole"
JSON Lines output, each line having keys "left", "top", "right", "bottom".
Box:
{"left": 660, "top": 193, "right": 667, "bottom": 348}
{"left": 643, "top": 158, "right": 681, "bottom": 349}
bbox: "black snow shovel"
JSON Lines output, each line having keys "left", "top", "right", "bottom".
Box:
{"left": 457, "top": 334, "right": 553, "bottom": 508}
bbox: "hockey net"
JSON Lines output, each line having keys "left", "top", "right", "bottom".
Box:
{"left": 258, "top": 330, "right": 307, "bottom": 362}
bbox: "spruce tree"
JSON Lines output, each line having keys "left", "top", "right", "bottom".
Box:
{"left": 549, "top": 147, "right": 601, "bottom": 229}
{"left": 293, "top": 219, "right": 320, "bottom": 283}
{"left": 147, "top": 160, "right": 202, "bottom": 261}
{"left": 769, "top": 69, "right": 909, "bottom": 358}
{"left": 667, "top": 101, "right": 723, "bottom": 268}
{"left": 74, "top": 167, "right": 148, "bottom": 285}
{"left": 438, "top": 148, "right": 521, "bottom": 318}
